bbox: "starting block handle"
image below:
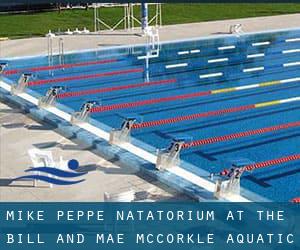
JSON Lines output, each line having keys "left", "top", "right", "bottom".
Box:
{"left": 156, "top": 139, "right": 185, "bottom": 170}
{"left": 109, "top": 117, "right": 138, "bottom": 145}
{"left": 38, "top": 86, "right": 64, "bottom": 108}
{"left": 0, "top": 62, "right": 8, "bottom": 74}
{"left": 71, "top": 100, "right": 99, "bottom": 124}
{"left": 121, "top": 117, "right": 136, "bottom": 130}
{"left": 11, "top": 73, "right": 32, "bottom": 95}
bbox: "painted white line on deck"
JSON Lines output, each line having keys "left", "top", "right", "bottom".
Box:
{"left": 243, "top": 67, "right": 264, "bottom": 73}
{"left": 177, "top": 51, "right": 189, "bottom": 55}
{"left": 0, "top": 80, "right": 12, "bottom": 92}
{"left": 218, "top": 45, "right": 235, "bottom": 50}
{"left": 224, "top": 194, "right": 251, "bottom": 202}
{"left": 166, "top": 63, "right": 188, "bottom": 69}
{"left": 78, "top": 122, "right": 109, "bottom": 141}
{"left": 283, "top": 61, "right": 300, "bottom": 67}
{"left": 190, "top": 49, "right": 201, "bottom": 54}
{"left": 285, "top": 38, "right": 300, "bottom": 43}
{"left": 200, "top": 72, "right": 223, "bottom": 79}
{"left": 45, "top": 106, "right": 72, "bottom": 121}
{"left": 247, "top": 53, "right": 265, "bottom": 58}
{"left": 208, "top": 58, "right": 228, "bottom": 63}
{"left": 0, "top": 81, "right": 40, "bottom": 106}
{"left": 18, "top": 93, "right": 38, "bottom": 105}
{"left": 252, "top": 41, "right": 270, "bottom": 46}
{"left": 282, "top": 49, "right": 300, "bottom": 54}
{"left": 169, "top": 167, "right": 215, "bottom": 192}
{"left": 123, "top": 142, "right": 157, "bottom": 164}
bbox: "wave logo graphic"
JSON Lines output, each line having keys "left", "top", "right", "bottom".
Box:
{"left": 13, "top": 160, "right": 87, "bottom": 185}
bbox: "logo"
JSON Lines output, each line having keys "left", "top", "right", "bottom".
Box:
{"left": 13, "top": 159, "right": 87, "bottom": 185}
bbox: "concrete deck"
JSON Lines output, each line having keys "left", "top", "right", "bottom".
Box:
{"left": 0, "top": 101, "right": 190, "bottom": 201}
{"left": 0, "top": 14, "right": 299, "bottom": 58}
{"left": 0, "top": 14, "right": 299, "bottom": 201}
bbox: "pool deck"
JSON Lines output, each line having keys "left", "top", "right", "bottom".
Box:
{"left": 0, "top": 101, "right": 191, "bottom": 201}
{"left": 0, "top": 14, "right": 299, "bottom": 202}
{"left": 1, "top": 14, "right": 299, "bottom": 58}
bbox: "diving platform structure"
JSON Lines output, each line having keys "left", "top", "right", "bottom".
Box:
{"left": 93, "top": 3, "right": 162, "bottom": 32}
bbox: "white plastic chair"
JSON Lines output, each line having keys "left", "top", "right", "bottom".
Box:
{"left": 45, "top": 30, "right": 55, "bottom": 38}
{"left": 73, "top": 28, "right": 82, "bottom": 34}
{"left": 65, "top": 29, "right": 73, "bottom": 35}
{"left": 28, "top": 148, "right": 56, "bottom": 188}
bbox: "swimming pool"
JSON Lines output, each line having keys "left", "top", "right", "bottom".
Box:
{"left": 1, "top": 28, "right": 300, "bottom": 202}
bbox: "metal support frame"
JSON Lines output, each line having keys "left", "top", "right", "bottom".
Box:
{"left": 131, "top": 3, "right": 162, "bottom": 30}
{"left": 93, "top": 3, "right": 162, "bottom": 32}
{"left": 156, "top": 139, "right": 185, "bottom": 170}
{"left": 109, "top": 117, "right": 137, "bottom": 145}
{"left": 71, "top": 101, "right": 99, "bottom": 124}
{"left": 94, "top": 3, "right": 131, "bottom": 32}
{"left": 38, "top": 86, "right": 64, "bottom": 108}
{"left": 129, "top": 3, "right": 140, "bottom": 30}
{"left": 11, "top": 73, "right": 32, "bottom": 95}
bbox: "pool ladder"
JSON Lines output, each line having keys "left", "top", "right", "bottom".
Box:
{"left": 47, "top": 36, "right": 53, "bottom": 75}
{"left": 144, "top": 27, "right": 160, "bottom": 82}
{"left": 58, "top": 38, "right": 65, "bottom": 69}
{"left": 47, "top": 36, "right": 65, "bottom": 75}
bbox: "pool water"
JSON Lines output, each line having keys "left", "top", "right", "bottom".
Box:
{"left": 2, "top": 28, "right": 300, "bottom": 201}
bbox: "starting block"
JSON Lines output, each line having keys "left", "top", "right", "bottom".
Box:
{"left": 214, "top": 158, "right": 254, "bottom": 199}
{"left": 71, "top": 101, "right": 99, "bottom": 124}
{"left": 156, "top": 135, "right": 192, "bottom": 170}
{"left": 109, "top": 114, "right": 143, "bottom": 145}
{"left": 214, "top": 172, "right": 241, "bottom": 199}
{"left": 38, "top": 86, "right": 65, "bottom": 108}
{"left": 0, "top": 62, "right": 7, "bottom": 74}
{"left": 11, "top": 73, "right": 32, "bottom": 95}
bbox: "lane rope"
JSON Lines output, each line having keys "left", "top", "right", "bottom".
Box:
{"left": 91, "top": 90, "right": 212, "bottom": 112}
{"left": 182, "top": 121, "right": 300, "bottom": 148}
{"left": 133, "top": 105, "right": 254, "bottom": 129}
{"left": 131, "top": 96, "right": 300, "bottom": 129}
{"left": 291, "top": 197, "right": 300, "bottom": 203}
{"left": 242, "top": 154, "right": 300, "bottom": 172}
{"left": 57, "top": 78, "right": 177, "bottom": 98}
{"left": 3, "top": 59, "right": 118, "bottom": 75}
{"left": 28, "top": 68, "right": 143, "bottom": 86}
{"left": 219, "top": 154, "right": 300, "bottom": 178}
{"left": 90, "top": 77, "right": 300, "bottom": 113}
